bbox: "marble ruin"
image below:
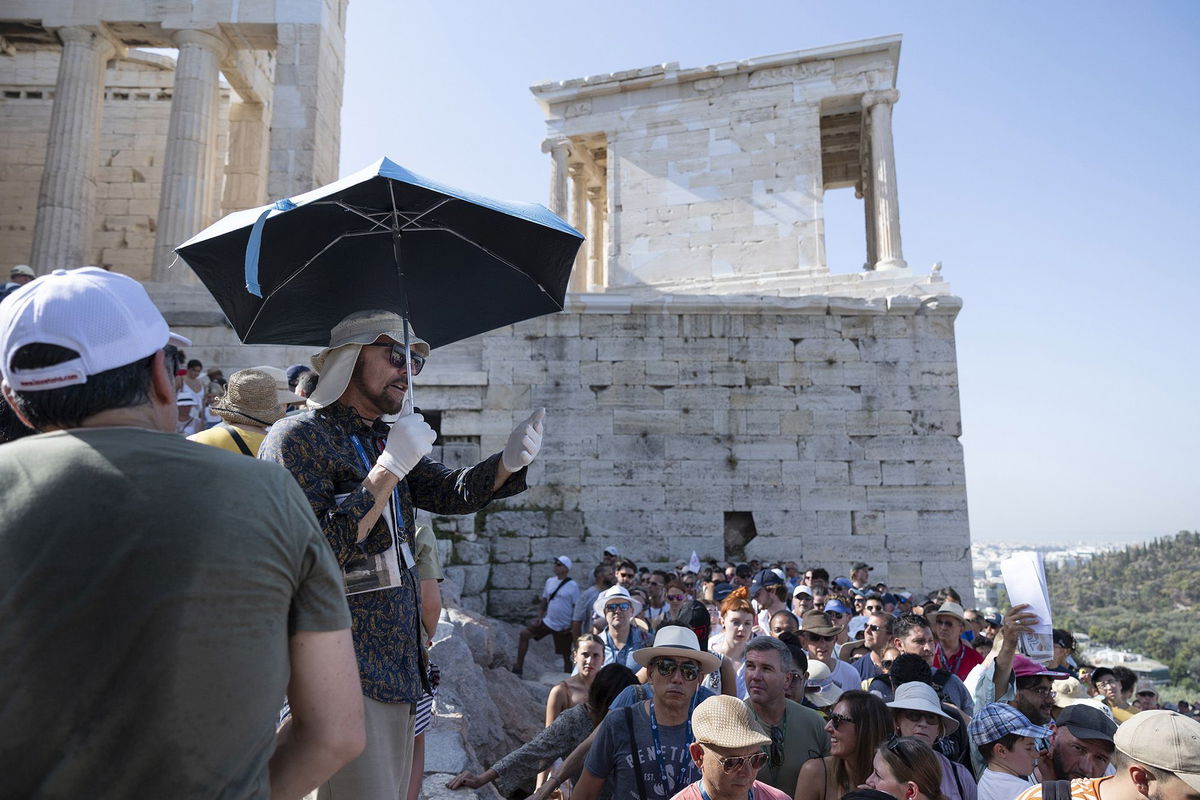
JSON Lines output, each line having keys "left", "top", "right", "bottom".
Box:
{"left": 0, "top": 18, "right": 973, "bottom": 617}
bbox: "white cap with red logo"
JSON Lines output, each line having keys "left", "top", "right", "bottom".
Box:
{"left": 0, "top": 267, "right": 189, "bottom": 392}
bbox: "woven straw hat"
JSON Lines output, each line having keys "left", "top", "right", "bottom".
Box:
{"left": 209, "top": 368, "right": 290, "bottom": 426}
{"left": 307, "top": 310, "right": 430, "bottom": 409}
{"left": 692, "top": 695, "right": 770, "bottom": 750}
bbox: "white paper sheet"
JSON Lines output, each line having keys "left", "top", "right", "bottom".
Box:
{"left": 1000, "top": 551, "right": 1054, "bottom": 661}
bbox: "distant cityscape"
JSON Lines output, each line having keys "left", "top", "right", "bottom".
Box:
{"left": 971, "top": 539, "right": 1171, "bottom": 685}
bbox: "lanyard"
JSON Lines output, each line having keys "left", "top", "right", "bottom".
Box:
{"left": 936, "top": 643, "right": 964, "bottom": 676}
{"left": 349, "top": 434, "right": 403, "bottom": 546}
{"left": 648, "top": 700, "right": 692, "bottom": 791}
{"left": 699, "top": 781, "right": 753, "bottom": 800}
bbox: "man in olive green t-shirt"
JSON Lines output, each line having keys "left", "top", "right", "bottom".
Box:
{"left": 0, "top": 268, "right": 364, "bottom": 798}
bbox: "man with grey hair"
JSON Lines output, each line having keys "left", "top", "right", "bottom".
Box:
{"left": 261, "top": 309, "right": 546, "bottom": 800}
{"left": 741, "top": 636, "right": 829, "bottom": 794}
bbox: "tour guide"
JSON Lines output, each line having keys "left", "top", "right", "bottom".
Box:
{"left": 261, "top": 309, "right": 546, "bottom": 799}
{"left": 573, "top": 626, "right": 722, "bottom": 800}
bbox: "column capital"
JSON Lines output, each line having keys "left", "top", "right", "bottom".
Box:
{"left": 541, "top": 136, "right": 572, "bottom": 156}
{"left": 586, "top": 185, "right": 603, "bottom": 201}
{"left": 56, "top": 25, "right": 121, "bottom": 60}
{"left": 567, "top": 162, "right": 585, "bottom": 178}
{"left": 861, "top": 89, "right": 900, "bottom": 110}
{"left": 169, "top": 28, "right": 230, "bottom": 60}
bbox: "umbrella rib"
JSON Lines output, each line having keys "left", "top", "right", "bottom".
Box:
{"left": 328, "top": 200, "right": 393, "bottom": 231}
{"left": 397, "top": 197, "right": 453, "bottom": 231}
{"left": 410, "top": 227, "right": 562, "bottom": 307}
{"left": 241, "top": 231, "right": 360, "bottom": 341}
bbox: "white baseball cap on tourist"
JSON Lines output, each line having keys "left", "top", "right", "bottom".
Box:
{"left": 0, "top": 267, "right": 189, "bottom": 392}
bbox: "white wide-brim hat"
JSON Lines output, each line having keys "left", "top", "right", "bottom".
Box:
{"left": 593, "top": 585, "right": 644, "bottom": 620}
{"left": 887, "top": 681, "right": 960, "bottom": 735}
{"left": 307, "top": 310, "right": 430, "bottom": 410}
{"left": 632, "top": 625, "right": 722, "bottom": 675}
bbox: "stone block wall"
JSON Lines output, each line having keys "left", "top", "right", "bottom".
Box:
{"left": 434, "top": 290, "right": 973, "bottom": 622}
{"left": 0, "top": 50, "right": 229, "bottom": 278}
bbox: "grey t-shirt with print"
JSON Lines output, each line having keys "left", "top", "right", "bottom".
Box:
{"left": 585, "top": 700, "right": 699, "bottom": 800}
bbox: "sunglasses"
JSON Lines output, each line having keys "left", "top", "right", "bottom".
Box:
{"left": 886, "top": 737, "right": 915, "bottom": 770}
{"left": 652, "top": 657, "right": 700, "bottom": 681}
{"left": 865, "top": 624, "right": 883, "bottom": 633}
{"left": 362, "top": 342, "right": 426, "bottom": 375}
{"left": 667, "top": 593, "right": 687, "bottom": 601}
{"left": 880, "top": 659, "right": 894, "bottom": 669}
{"left": 804, "top": 632, "right": 836, "bottom": 643}
{"left": 898, "top": 709, "right": 942, "bottom": 727}
{"left": 710, "top": 751, "right": 769, "bottom": 773}
{"left": 826, "top": 712, "right": 855, "bottom": 729}
{"left": 604, "top": 602, "right": 632, "bottom": 613}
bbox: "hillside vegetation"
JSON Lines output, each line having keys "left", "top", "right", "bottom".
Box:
{"left": 1047, "top": 530, "right": 1200, "bottom": 688}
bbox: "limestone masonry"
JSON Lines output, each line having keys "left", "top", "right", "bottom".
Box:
{"left": 0, "top": 14, "right": 973, "bottom": 616}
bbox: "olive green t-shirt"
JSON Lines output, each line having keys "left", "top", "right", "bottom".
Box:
{"left": 0, "top": 427, "right": 350, "bottom": 798}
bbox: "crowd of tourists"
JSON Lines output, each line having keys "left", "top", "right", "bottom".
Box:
{"left": 467, "top": 555, "right": 1200, "bottom": 800}
{"left": 0, "top": 267, "right": 1196, "bottom": 800}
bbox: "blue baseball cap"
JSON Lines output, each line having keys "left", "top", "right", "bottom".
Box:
{"left": 824, "top": 599, "right": 852, "bottom": 616}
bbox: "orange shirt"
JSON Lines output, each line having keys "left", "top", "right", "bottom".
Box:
{"left": 1015, "top": 775, "right": 1111, "bottom": 800}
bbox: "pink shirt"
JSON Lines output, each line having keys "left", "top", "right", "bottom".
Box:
{"left": 671, "top": 780, "right": 792, "bottom": 800}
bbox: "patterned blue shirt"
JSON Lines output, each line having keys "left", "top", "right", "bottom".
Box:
{"left": 602, "top": 626, "right": 652, "bottom": 670}
{"left": 260, "top": 403, "right": 527, "bottom": 703}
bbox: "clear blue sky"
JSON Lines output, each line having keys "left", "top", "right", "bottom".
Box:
{"left": 339, "top": 1, "right": 1199, "bottom": 545}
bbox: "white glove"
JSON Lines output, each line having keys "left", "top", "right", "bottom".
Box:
{"left": 377, "top": 413, "right": 437, "bottom": 478}
{"left": 502, "top": 407, "right": 545, "bottom": 472}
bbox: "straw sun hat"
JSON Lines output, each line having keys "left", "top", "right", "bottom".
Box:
{"left": 692, "top": 695, "right": 771, "bottom": 750}
{"left": 208, "top": 368, "right": 293, "bottom": 427}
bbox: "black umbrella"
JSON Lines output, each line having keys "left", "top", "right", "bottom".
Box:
{"left": 175, "top": 157, "right": 583, "bottom": 349}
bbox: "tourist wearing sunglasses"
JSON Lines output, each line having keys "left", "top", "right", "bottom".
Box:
{"left": 672, "top": 695, "right": 793, "bottom": 800}
{"left": 798, "top": 609, "right": 860, "bottom": 692}
{"left": 572, "top": 627, "right": 721, "bottom": 800}
{"left": 592, "top": 586, "right": 652, "bottom": 670}
{"left": 654, "top": 579, "right": 697, "bottom": 631}
{"left": 887, "top": 682, "right": 977, "bottom": 800}
{"left": 793, "top": 691, "right": 893, "bottom": 800}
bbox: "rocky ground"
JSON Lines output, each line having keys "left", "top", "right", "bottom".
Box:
{"left": 422, "top": 577, "right": 562, "bottom": 800}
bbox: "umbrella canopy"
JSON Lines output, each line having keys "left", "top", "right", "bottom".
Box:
{"left": 175, "top": 157, "right": 583, "bottom": 348}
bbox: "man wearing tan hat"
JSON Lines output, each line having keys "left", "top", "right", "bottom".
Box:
{"left": 932, "top": 601, "right": 983, "bottom": 681}
{"left": 188, "top": 367, "right": 303, "bottom": 455}
{"left": 573, "top": 626, "right": 721, "bottom": 800}
{"left": 261, "top": 308, "right": 545, "bottom": 800}
{"left": 672, "top": 694, "right": 792, "bottom": 800}
{"left": 799, "top": 609, "right": 860, "bottom": 692}
{"left": 1014, "top": 710, "right": 1200, "bottom": 800}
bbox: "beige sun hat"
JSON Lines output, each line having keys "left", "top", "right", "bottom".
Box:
{"left": 249, "top": 365, "right": 306, "bottom": 406}
{"left": 306, "top": 310, "right": 430, "bottom": 410}
{"left": 804, "top": 661, "right": 844, "bottom": 708}
{"left": 632, "top": 625, "right": 723, "bottom": 675}
{"left": 692, "top": 695, "right": 771, "bottom": 750}
{"left": 208, "top": 368, "right": 291, "bottom": 427}
{"left": 1052, "top": 676, "right": 1092, "bottom": 708}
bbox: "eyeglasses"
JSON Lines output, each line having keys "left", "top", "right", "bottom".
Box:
{"left": 898, "top": 709, "right": 942, "bottom": 727}
{"left": 826, "top": 712, "right": 855, "bottom": 729}
{"left": 1094, "top": 678, "right": 1119, "bottom": 688}
{"left": 1024, "top": 686, "right": 1056, "bottom": 697}
{"left": 709, "top": 750, "right": 769, "bottom": 773}
{"left": 652, "top": 658, "right": 700, "bottom": 681}
{"left": 667, "top": 593, "right": 686, "bottom": 601}
{"left": 362, "top": 343, "right": 426, "bottom": 375}
{"left": 604, "top": 602, "right": 632, "bottom": 613}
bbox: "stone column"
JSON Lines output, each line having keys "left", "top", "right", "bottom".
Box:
{"left": 568, "top": 163, "right": 588, "bottom": 292}
{"left": 153, "top": 29, "right": 228, "bottom": 282}
{"left": 587, "top": 185, "right": 605, "bottom": 290}
{"left": 29, "top": 27, "right": 116, "bottom": 272}
{"left": 541, "top": 137, "right": 571, "bottom": 217}
{"left": 862, "top": 89, "right": 906, "bottom": 271}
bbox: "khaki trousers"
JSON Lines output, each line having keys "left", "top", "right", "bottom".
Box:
{"left": 318, "top": 695, "right": 415, "bottom": 800}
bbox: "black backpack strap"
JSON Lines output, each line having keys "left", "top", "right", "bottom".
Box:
{"left": 219, "top": 423, "right": 254, "bottom": 456}
{"left": 625, "top": 705, "right": 648, "bottom": 800}
{"left": 1041, "top": 780, "right": 1072, "bottom": 800}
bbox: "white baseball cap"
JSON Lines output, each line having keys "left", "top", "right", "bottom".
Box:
{"left": 555, "top": 555, "right": 572, "bottom": 571}
{"left": 0, "top": 267, "right": 189, "bottom": 392}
